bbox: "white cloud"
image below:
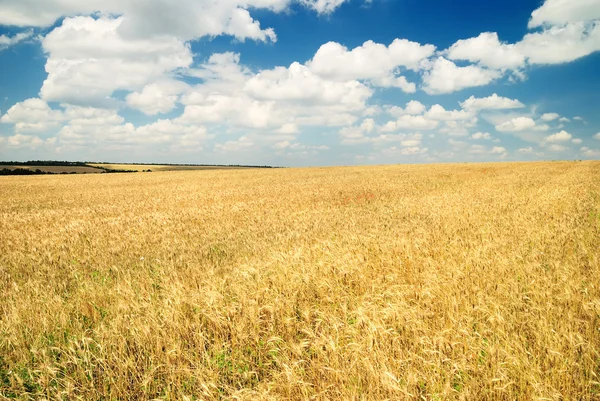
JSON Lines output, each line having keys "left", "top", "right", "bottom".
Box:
{"left": 0, "top": 0, "right": 284, "bottom": 42}
{"left": 422, "top": 57, "right": 502, "bottom": 94}
{"left": 559, "top": 117, "right": 571, "bottom": 122}
{"left": 0, "top": 30, "right": 33, "bottom": 51}
{"left": 545, "top": 130, "right": 572, "bottom": 142}
{"left": 517, "top": 22, "right": 600, "bottom": 65}
{"left": 424, "top": 104, "right": 474, "bottom": 121}
{"left": 370, "top": 76, "right": 416, "bottom": 93}
{"left": 574, "top": 116, "right": 585, "bottom": 121}
{"left": 581, "top": 147, "right": 600, "bottom": 157}
{"left": 307, "top": 39, "right": 435, "bottom": 91}
{"left": 471, "top": 132, "right": 492, "bottom": 140}
{"left": 299, "top": 0, "right": 348, "bottom": 14}
{"left": 215, "top": 136, "right": 255, "bottom": 153}
{"left": 360, "top": 118, "right": 376, "bottom": 133}
{"left": 245, "top": 62, "right": 372, "bottom": 106}
{"left": 518, "top": 147, "right": 535, "bottom": 154}
{"left": 41, "top": 16, "right": 193, "bottom": 104}
{"left": 339, "top": 119, "right": 383, "bottom": 144}
{"left": 56, "top": 110, "right": 212, "bottom": 152}
{"left": 275, "top": 123, "right": 300, "bottom": 135}
{"left": 439, "top": 120, "right": 477, "bottom": 137}
{"left": 63, "top": 105, "right": 124, "bottom": 126}
{"left": 447, "top": 32, "right": 525, "bottom": 70}
{"left": 460, "top": 93, "right": 525, "bottom": 111}
{"left": 372, "top": 133, "right": 423, "bottom": 146}
{"left": 179, "top": 94, "right": 279, "bottom": 129}
{"left": 529, "top": 0, "right": 600, "bottom": 28}
{"left": 572, "top": 138, "right": 582, "bottom": 144}
{"left": 466, "top": 144, "right": 506, "bottom": 158}
{"left": 273, "top": 141, "right": 329, "bottom": 151}
{"left": 495, "top": 117, "right": 536, "bottom": 132}
{"left": 178, "top": 55, "right": 373, "bottom": 131}
{"left": 404, "top": 100, "right": 427, "bottom": 115}
{"left": 0, "top": 98, "right": 64, "bottom": 133}
{"left": 381, "top": 145, "right": 428, "bottom": 156}
{"left": 339, "top": 125, "right": 370, "bottom": 145}
{"left": 381, "top": 115, "right": 439, "bottom": 132}
{"left": 540, "top": 113, "right": 560, "bottom": 121}
{"left": 386, "top": 100, "right": 426, "bottom": 117}
{"left": 126, "top": 80, "right": 189, "bottom": 115}
{"left": 547, "top": 144, "right": 567, "bottom": 152}
{"left": 0, "top": 134, "right": 49, "bottom": 148}
{"left": 340, "top": 119, "right": 424, "bottom": 146}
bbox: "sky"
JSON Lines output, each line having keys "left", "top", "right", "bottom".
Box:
{"left": 0, "top": 0, "right": 599, "bottom": 166}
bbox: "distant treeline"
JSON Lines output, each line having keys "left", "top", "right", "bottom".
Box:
{"left": 0, "top": 160, "right": 277, "bottom": 168}
{"left": 0, "top": 161, "right": 88, "bottom": 166}
{"left": 0, "top": 168, "right": 81, "bottom": 176}
{"left": 92, "top": 162, "right": 277, "bottom": 168}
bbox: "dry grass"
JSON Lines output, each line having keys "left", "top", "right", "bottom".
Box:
{"left": 1, "top": 165, "right": 103, "bottom": 174}
{"left": 1, "top": 161, "right": 599, "bottom": 400}
{"left": 88, "top": 164, "right": 258, "bottom": 172}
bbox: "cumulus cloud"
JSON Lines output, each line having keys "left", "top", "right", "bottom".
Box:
{"left": 581, "top": 147, "right": 600, "bottom": 157}
{"left": 424, "top": 104, "right": 474, "bottom": 121}
{"left": 447, "top": 32, "right": 525, "bottom": 70}
{"left": 307, "top": 39, "right": 435, "bottom": 91}
{"left": 0, "top": 98, "right": 64, "bottom": 133}
{"left": 340, "top": 119, "right": 424, "bottom": 146}
{"left": 0, "top": 134, "right": 49, "bottom": 148}
{"left": 275, "top": 123, "right": 300, "bottom": 135}
{"left": 0, "top": 0, "right": 284, "bottom": 42}
{"left": 0, "top": 30, "right": 33, "bottom": 51}
{"left": 540, "top": 113, "right": 560, "bottom": 121}
{"left": 273, "top": 141, "right": 328, "bottom": 151}
{"left": 57, "top": 110, "right": 212, "bottom": 153}
{"left": 422, "top": 57, "right": 502, "bottom": 94}
{"left": 214, "top": 136, "right": 255, "bottom": 153}
{"left": 380, "top": 115, "right": 439, "bottom": 132}
{"left": 299, "top": 0, "right": 349, "bottom": 14}
{"left": 545, "top": 130, "right": 572, "bottom": 142}
{"left": 126, "top": 80, "right": 190, "bottom": 115}
{"left": 594, "top": 132, "right": 600, "bottom": 139}
{"left": 529, "top": 0, "right": 600, "bottom": 28}
{"left": 381, "top": 145, "right": 428, "bottom": 156}
{"left": 495, "top": 117, "right": 536, "bottom": 132}
{"left": 41, "top": 16, "right": 193, "bottom": 104}
{"left": 460, "top": 94, "right": 525, "bottom": 111}
{"left": 386, "top": 100, "right": 427, "bottom": 117}
{"left": 443, "top": 0, "right": 600, "bottom": 75}
{"left": 471, "top": 132, "right": 492, "bottom": 140}
{"left": 517, "top": 22, "right": 600, "bottom": 65}
{"left": 468, "top": 144, "right": 508, "bottom": 159}
{"left": 245, "top": 62, "right": 372, "bottom": 106}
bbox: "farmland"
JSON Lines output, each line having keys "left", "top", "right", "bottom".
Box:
{"left": 0, "top": 161, "right": 599, "bottom": 400}
{"left": 88, "top": 164, "right": 263, "bottom": 172}
{"left": 0, "top": 165, "right": 103, "bottom": 174}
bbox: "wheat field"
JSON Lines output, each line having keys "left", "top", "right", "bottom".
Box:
{"left": 1, "top": 161, "right": 599, "bottom": 400}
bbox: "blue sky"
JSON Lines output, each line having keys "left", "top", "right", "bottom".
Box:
{"left": 0, "top": 0, "right": 599, "bottom": 166}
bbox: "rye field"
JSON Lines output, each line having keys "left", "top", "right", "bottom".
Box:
{"left": 1, "top": 161, "right": 599, "bottom": 400}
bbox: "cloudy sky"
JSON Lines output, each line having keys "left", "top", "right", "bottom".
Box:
{"left": 0, "top": 0, "right": 599, "bottom": 166}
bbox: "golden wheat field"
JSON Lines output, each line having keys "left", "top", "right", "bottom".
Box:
{"left": 1, "top": 161, "right": 599, "bottom": 400}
